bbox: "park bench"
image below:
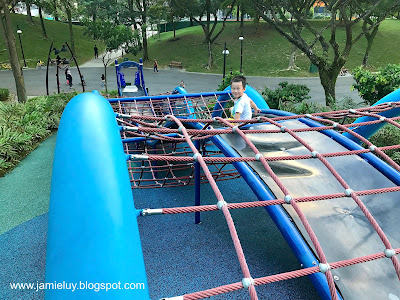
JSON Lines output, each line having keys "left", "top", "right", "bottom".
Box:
{"left": 169, "top": 61, "right": 183, "bottom": 68}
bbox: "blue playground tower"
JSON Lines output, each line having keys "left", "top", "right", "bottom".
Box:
{"left": 115, "top": 58, "right": 148, "bottom": 97}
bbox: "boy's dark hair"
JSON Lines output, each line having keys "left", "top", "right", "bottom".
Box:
{"left": 231, "top": 75, "right": 246, "bottom": 88}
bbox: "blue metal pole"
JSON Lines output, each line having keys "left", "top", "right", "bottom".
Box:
{"left": 342, "top": 88, "right": 400, "bottom": 143}
{"left": 195, "top": 140, "right": 201, "bottom": 224}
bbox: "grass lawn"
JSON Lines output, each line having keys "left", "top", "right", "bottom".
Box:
{"left": 0, "top": 13, "right": 104, "bottom": 68}
{"left": 125, "top": 19, "right": 400, "bottom": 77}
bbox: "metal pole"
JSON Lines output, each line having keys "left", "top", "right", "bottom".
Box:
{"left": 240, "top": 38, "right": 243, "bottom": 73}
{"left": 194, "top": 140, "right": 201, "bottom": 224}
{"left": 65, "top": 42, "right": 85, "bottom": 92}
{"left": 222, "top": 41, "right": 227, "bottom": 80}
{"left": 17, "top": 27, "right": 27, "bottom": 68}
{"left": 56, "top": 62, "right": 60, "bottom": 94}
{"left": 46, "top": 42, "right": 53, "bottom": 95}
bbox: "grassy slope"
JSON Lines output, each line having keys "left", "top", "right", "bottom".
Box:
{"left": 0, "top": 13, "right": 104, "bottom": 68}
{"left": 126, "top": 19, "right": 400, "bottom": 77}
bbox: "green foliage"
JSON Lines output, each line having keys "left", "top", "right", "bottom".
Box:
{"left": 217, "top": 70, "right": 243, "bottom": 91}
{"left": 83, "top": 20, "right": 139, "bottom": 56}
{"left": 262, "top": 81, "right": 311, "bottom": 109}
{"left": 368, "top": 123, "right": 400, "bottom": 165}
{"left": 352, "top": 64, "right": 400, "bottom": 105}
{"left": 0, "top": 88, "right": 9, "bottom": 101}
{"left": 0, "top": 93, "right": 76, "bottom": 175}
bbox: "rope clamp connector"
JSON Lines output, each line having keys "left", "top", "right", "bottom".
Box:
{"left": 160, "top": 296, "right": 184, "bottom": 300}
{"left": 255, "top": 153, "right": 262, "bottom": 161}
{"left": 319, "top": 263, "right": 330, "bottom": 274}
{"left": 344, "top": 189, "right": 353, "bottom": 197}
{"left": 305, "top": 114, "right": 312, "bottom": 118}
{"left": 379, "top": 116, "right": 386, "bottom": 122}
{"left": 141, "top": 208, "right": 163, "bottom": 216}
{"left": 369, "top": 145, "right": 376, "bottom": 152}
{"left": 232, "top": 125, "right": 239, "bottom": 133}
{"left": 333, "top": 122, "right": 339, "bottom": 128}
{"left": 212, "top": 117, "right": 219, "bottom": 124}
{"left": 311, "top": 151, "right": 319, "bottom": 158}
{"left": 130, "top": 154, "right": 149, "bottom": 161}
{"left": 349, "top": 109, "right": 356, "bottom": 114}
{"left": 280, "top": 126, "right": 286, "bottom": 133}
{"left": 241, "top": 277, "right": 255, "bottom": 289}
{"left": 384, "top": 249, "right": 396, "bottom": 258}
{"left": 193, "top": 153, "right": 202, "bottom": 162}
{"left": 217, "top": 201, "right": 227, "bottom": 210}
{"left": 284, "top": 195, "right": 292, "bottom": 204}
{"left": 116, "top": 113, "right": 131, "bottom": 119}
{"left": 178, "top": 126, "right": 184, "bottom": 133}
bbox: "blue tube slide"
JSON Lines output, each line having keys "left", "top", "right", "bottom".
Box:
{"left": 342, "top": 87, "right": 400, "bottom": 143}
{"left": 211, "top": 85, "right": 269, "bottom": 118}
{"left": 188, "top": 122, "right": 342, "bottom": 300}
{"left": 45, "top": 91, "right": 149, "bottom": 299}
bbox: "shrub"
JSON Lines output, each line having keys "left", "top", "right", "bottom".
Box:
{"left": 0, "top": 88, "right": 9, "bottom": 101}
{"left": 262, "top": 81, "right": 311, "bottom": 109}
{"left": 217, "top": 70, "right": 243, "bottom": 91}
{"left": 0, "top": 92, "right": 76, "bottom": 175}
{"left": 352, "top": 64, "right": 400, "bottom": 105}
{"left": 368, "top": 123, "right": 400, "bottom": 165}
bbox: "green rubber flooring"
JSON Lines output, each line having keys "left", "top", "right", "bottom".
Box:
{"left": 0, "top": 134, "right": 57, "bottom": 235}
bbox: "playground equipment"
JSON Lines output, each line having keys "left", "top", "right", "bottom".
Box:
{"left": 46, "top": 87, "right": 400, "bottom": 299}
{"left": 115, "top": 59, "right": 148, "bottom": 97}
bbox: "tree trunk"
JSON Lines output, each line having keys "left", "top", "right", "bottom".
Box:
{"left": 362, "top": 26, "right": 379, "bottom": 67}
{"left": 141, "top": 0, "right": 149, "bottom": 61}
{"left": 66, "top": 6, "right": 75, "bottom": 55}
{"left": 0, "top": 5, "right": 27, "bottom": 102}
{"left": 240, "top": 6, "right": 244, "bottom": 31}
{"left": 104, "top": 63, "right": 108, "bottom": 94}
{"left": 288, "top": 44, "right": 298, "bottom": 70}
{"left": 319, "top": 68, "right": 338, "bottom": 107}
{"left": 25, "top": 1, "right": 34, "bottom": 24}
{"left": 206, "top": 39, "right": 213, "bottom": 69}
{"left": 39, "top": 6, "right": 47, "bottom": 38}
{"left": 53, "top": 0, "right": 59, "bottom": 21}
{"left": 142, "top": 24, "right": 148, "bottom": 60}
{"left": 236, "top": 5, "right": 239, "bottom": 22}
{"left": 189, "top": 16, "right": 193, "bottom": 26}
{"left": 172, "top": 16, "right": 176, "bottom": 40}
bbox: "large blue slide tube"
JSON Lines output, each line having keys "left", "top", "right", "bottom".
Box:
{"left": 45, "top": 91, "right": 149, "bottom": 299}
{"left": 343, "top": 88, "right": 400, "bottom": 143}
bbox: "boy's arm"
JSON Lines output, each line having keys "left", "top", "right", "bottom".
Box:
{"left": 234, "top": 112, "right": 241, "bottom": 120}
{"left": 250, "top": 100, "right": 261, "bottom": 114}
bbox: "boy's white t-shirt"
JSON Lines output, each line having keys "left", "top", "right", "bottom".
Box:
{"left": 232, "top": 93, "right": 252, "bottom": 120}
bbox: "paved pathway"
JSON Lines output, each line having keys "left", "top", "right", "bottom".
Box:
{"left": 0, "top": 54, "right": 362, "bottom": 105}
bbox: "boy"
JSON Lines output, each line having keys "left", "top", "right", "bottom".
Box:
{"left": 230, "top": 75, "right": 261, "bottom": 120}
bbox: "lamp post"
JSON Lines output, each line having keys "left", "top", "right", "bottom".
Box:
{"left": 16, "top": 26, "right": 27, "bottom": 68}
{"left": 222, "top": 41, "right": 230, "bottom": 81}
{"left": 46, "top": 42, "right": 85, "bottom": 95}
{"left": 239, "top": 36, "right": 244, "bottom": 73}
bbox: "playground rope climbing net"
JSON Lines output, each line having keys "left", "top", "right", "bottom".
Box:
{"left": 111, "top": 94, "right": 400, "bottom": 300}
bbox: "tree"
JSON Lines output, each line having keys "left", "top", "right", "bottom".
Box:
{"left": 357, "top": 0, "right": 400, "bottom": 67}
{"left": 0, "top": 0, "right": 27, "bottom": 102}
{"left": 84, "top": 20, "right": 139, "bottom": 93}
{"left": 253, "top": 0, "right": 400, "bottom": 106}
{"left": 177, "top": 0, "right": 236, "bottom": 69}
{"left": 60, "top": 0, "right": 76, "bottom": 54}
{"left": 35, "top": 0, "right": 49, "bottom": 38}
{"left": 25, "top": 0, "right": 34, "bottom": 24}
